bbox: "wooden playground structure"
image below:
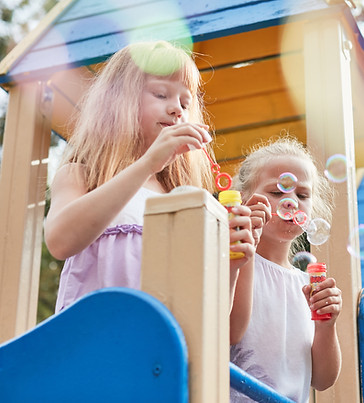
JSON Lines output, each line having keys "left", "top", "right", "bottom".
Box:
{"left": 0, "top": 0, "right": 364, "bottom": 401}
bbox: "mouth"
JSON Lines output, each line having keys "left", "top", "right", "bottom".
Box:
{"left": 159, "top": 122, "right": 173, "bottom": 128}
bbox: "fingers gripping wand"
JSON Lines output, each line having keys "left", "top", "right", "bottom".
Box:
{"left": 202, "top": 148, "right": 245, "bottom": 259}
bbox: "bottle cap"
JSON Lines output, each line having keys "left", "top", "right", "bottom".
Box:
{"left": 307, "top": 262, "right": 327, "bottom": 273}
{"left": 218, "top": 190, "right": 242, "bottom": 205}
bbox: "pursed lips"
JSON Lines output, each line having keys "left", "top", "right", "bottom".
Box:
{"left": 159, "top": 122, "right": 175, "bottom": 127}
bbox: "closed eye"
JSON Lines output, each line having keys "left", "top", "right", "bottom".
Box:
{"left": 181, "top": 103, "right": 190, "bottom": 110}
{"left": 153, "top": 92, "right": 166, "bottom": 99}
{"left": 270, "top": 191, "right": 284, "bottom": 197}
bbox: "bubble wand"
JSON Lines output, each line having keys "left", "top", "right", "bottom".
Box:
{"left": 202, "top": 147, "right": 232, "bottom": 191}
{"left": 202, "top": 147, "right": 247, "bottom": 258}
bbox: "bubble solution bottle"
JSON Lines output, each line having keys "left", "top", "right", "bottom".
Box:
{"left": 218, "top": 190, "right": 245, "bottom": 260}
{"left": 307, "top": 262, "right": 332, "bottom": 320}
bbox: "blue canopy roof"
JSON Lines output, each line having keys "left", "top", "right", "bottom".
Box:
{"left": 0, "top": 0, "right": 345, "bottom": 84}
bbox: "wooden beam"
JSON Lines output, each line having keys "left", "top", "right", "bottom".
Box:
{"left": 48, "top": 66, "right": 94, "bottom": 139}
{"left": 195, "top": 22, "right": 304, "bottom": 70}
{"left": 141, "top": 189, "right": 230, "bottom": 403}
{"left": 207, "top": 87, "right": 304, "bottom": 130}
{"left": 201, "top": 52, "right": 304, "bottom": 102}
{"left": 303, "top": 16, "right": 361, "bottom": 403}
{"left": 213, "top": 119, "right": 306, "bottom": 163}
{"left": 0, "top": 82, "right": 52, "bottom": 343}
{"left": 0, "top": 0, "right": 74, "bottom": 77}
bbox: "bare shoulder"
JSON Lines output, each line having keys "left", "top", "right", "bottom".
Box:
{"left": 49, "top": 163, "right": 87, "bottom": 208}
{"left": 51, "top": 163, "right": 87, "bottom": 192}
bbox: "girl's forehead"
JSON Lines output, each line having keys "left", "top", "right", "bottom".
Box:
{"left": 146, "top": 73, "right": 192, "bottom": 90}
{"left": 257, "top": 156, "right": 313, "bottom": 183}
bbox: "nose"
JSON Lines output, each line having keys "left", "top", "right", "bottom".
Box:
{"left": 276, "top": 196, "right": 299, "bottom": 220}
{"left": 167, "top": 99, "right": 183, "bottom": 119}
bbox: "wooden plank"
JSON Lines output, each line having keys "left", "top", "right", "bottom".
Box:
{"left": 0, "top": 82, "right": 51, "bottom": 343}
{"left": 195, "top": 22, "right": 304, "bottom": 69}
{"left": 201, "top": 52, "right": 304, "bottom": 101}
{"left": 0, "top": 0, "right": 74, "bottom": 76}
{"left": 213, "top": 119, "right": 306, "bottom": 163}
{"left": 60, "top": 0, "right": 272, "bottom": 24}
{"left": 142, "top": 190, "right": 230, "bottom": 403}
{"left": 303, "top": 16, "right": 361, "bottom": 403}
{"left": 34, "top": 0, "right": 327, "bottom": 51}
{"left": 207, "top": 87, "right": 304, "bottom": 130}
{"left": 60, "top": 0, "right": 159, "bottom": 21}
{"left": 48, "top": 66, "right": 94, "bottom": 138}
{"left": 3, "top": 0, "right": 331, "bottom": 83}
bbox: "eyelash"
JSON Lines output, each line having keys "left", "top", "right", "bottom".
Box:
{"left": 153, "top": 92, "right": 189, "bottom": 109}
{"left": 154, "top": 92, "right": 166, "bottom": 99}
{"left": 269, "top": 191, "right": 309, "bottom": 200}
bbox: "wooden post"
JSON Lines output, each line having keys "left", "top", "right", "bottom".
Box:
{"left": 303, "top": 16, "right": 361, "bottom": 402}
{"left": 0, "top": 81, "right": 52, "bottom": 343}
{"left": 141, "top": 188, "right": 230, "bottom": 403}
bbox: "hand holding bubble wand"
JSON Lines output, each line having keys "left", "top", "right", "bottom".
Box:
{"left": 201, "top": 147, "right": 249, "bottom": 259}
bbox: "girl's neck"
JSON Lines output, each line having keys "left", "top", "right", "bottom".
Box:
{"left": 256, "top": 238, "right": 292, "bottom": 269}
{"left": 144, "top": 175, "right": 166, "bottom": 194}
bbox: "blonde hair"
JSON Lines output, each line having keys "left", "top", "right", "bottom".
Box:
{"left": 61, "top": 40, "right": 214, "bottom": 192}
{"left": 233, "top": 135, "right": 335, "bottom": 255}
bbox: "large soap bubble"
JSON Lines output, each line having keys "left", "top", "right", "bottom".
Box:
{"left": 347, "top": 224, "right": 364, "bottom": 260}
{"left": 292, "top": 251, "right": 317, "bottom": 271}
{"left": 324, "top": 154, "right": 347, "bottom": 183}
{"left": 276, "top": 197, "right": 298, "bottom": 220}
{"left": 306, "top": 218, "right": 331, "bottom": 245}
{"left": 277, "top": 172, "right": 297, "bottom": 193}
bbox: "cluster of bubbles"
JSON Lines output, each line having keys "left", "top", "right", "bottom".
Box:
{"left": 276, "top": 172, "right": 331, "bottom": 246}
{"left": 277, "top": 153, "right": 364, "bottom": 266}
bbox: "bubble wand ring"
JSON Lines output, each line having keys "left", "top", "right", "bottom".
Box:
{"left": 202, "top": 148, "right": 232, "bottom": 191}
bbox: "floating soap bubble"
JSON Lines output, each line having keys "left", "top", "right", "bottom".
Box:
{"left": 306, "top": 218, "right": 331, "bottom": 245}
{"left": 277, "top": 172, "right": 297, "bottom": 193}
{"left": 324, "top": 154, "right": 347, "bottom": 183}
{"left": 347, "top": 224, "right": 364, "bottom": 260}
{"left": 276, "top": 197, "right": 298, "bottom": 220}
{"left": 292, "top": 251, "right": 317, "bottom": 271}
{"left": 293, "top": 210, "right": 308, "bottom": 228}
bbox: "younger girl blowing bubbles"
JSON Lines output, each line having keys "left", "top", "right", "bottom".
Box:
{"left": 230, "top": 136, "right": 342, "bottom": 403}
{"left": 45, "top": 40, "right": 261, "bottom": 313}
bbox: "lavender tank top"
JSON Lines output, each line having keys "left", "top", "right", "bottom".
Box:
{"left": 55, "top": 187, "right": 159, "bottom": 312}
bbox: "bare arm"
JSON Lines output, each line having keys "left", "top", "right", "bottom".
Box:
{"left": 45, "top": 123, "right": 211, "bottom": 260}
{"left": 229, "top": 194, "right": 271, "bottom": 345}
{"left": 44, "top": 157, "right": 155, "bottom": 260}
{"left": 303, "top": 278, "right": 342, "bottom": 390}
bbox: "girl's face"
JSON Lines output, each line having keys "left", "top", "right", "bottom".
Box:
{"left": 140, "top": 73, "right": 192, "bottom": 149}
{"left": 253, "top": 156, "right": 313, "bottom": 243}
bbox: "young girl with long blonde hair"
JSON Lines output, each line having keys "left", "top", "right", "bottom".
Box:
{"left": 45, "top": 40, "right": 261, "bottom": 312}
{"left": 230, "top": 136, "right": 342, "bottom": 403}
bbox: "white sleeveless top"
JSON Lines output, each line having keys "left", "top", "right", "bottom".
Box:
{"left": 230, "top": 254, "right": 314, "bottom": 403}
